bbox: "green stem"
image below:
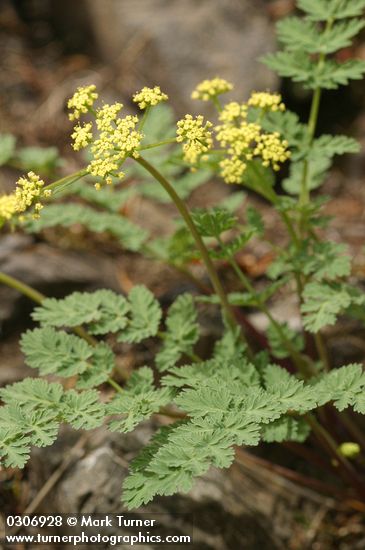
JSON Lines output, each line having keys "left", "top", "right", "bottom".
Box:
{"left": 299, "top": 18, "right": 334, "bottom": 208}
{"left": 138, "top": 138, "right": 177, "bottom": 151}
{"left": 46, "top": 169, "right": 87, "bottom": 194}
{"left": 135, "top": 155, "right": 240, "bottom": 336}
{"left": 314, "top": 332, "right": 330, "bottom": 372}
{"left": 0, "top": 271, "right": 45, "bottom": 304}
{"left": 211, "top": 96, "right": 222, "bottom": 112}
{"left": 138, "top": 106, "right": 151, "bottom": 131}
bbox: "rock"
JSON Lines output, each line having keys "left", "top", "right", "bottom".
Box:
{"left": 84, "top": 0, "right": 278, "bottom": 112}
{"left": 0, "top": 233, "right": 119, "bottom": 326}
{"left": 29, "top": 423, "right": 283, "bottom": 549}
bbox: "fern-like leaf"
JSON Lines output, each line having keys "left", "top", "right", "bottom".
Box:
{"left": 118, "top": 286, "right": 162, "bottom": 343}
{"left": 61, "top": 389, "right": 105, "bottom": 429}
{"left": 156, "top": 294, "right": 199, "bottom": 372}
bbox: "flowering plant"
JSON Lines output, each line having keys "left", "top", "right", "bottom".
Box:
{"left": 1, "top": 0, "right": 365, "bottom": 509}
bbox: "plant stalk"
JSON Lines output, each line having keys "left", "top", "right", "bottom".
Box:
{"left": 135, "top": 155, "right": 243, "bottom": 338}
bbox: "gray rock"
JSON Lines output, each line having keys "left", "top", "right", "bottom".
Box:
{"left": 85, "top": 0, "right": 277, "bottom": 111}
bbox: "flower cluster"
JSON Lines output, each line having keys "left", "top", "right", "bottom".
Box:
{"left": 67, "top": 85, "right": 98, "bottom": 121}
{"left": 133, "top": 86, "right": 168, "bottom": 109}
{"left": 14, "top": 171, "right": 51, "bottom": 218}
{"left": 218, "top": 101, "right": 248, "bottom": 124}
{"left": 254, "top": 132, "right": 289, "bottom": 170}
{"left": 212, "top": 91, "right": 290, "bottom": 183}
{"left": 88, "top": 104, "right": 143, "bottom": 186}
{"left": 248, "top": 91, "right": 285, "bottom": 112}
{"left": 191, "top": 78, "right": 233, "bottom": 101}
{"left": 0, "top": 172, "right": 52, "bottom": 224}
{"left": 68, "top": 87, "right": 144, "bottom": 187}
{"left": 0, "top": 193, "right": 18, "bottom": 223}
{"left": 176, "top": 114, "right": 213, "bottom": 164}
{"left": 71, "top": 122, "right": 93, "bottom": 151}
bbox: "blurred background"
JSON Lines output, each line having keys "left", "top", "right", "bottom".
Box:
{"left": 1, "top": 0, "right": 364, "bottom": 167}
{"left": 1, "top": 2, "right": 365, "bottom": 548}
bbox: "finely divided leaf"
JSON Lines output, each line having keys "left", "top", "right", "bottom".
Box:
{"left": 298, "top": 0, "right": 365, "bottom": 21}
{"left": 301, "top": 283, "right": 352, "bottom": 332}
{"left": 192, "top": 208, "right": 237, "bottom": 238}
{"left": 0, "top": 378, "right": 64, "bottom": 411}
{"left": 21, "top": 327, "right": 93, "bottom": 378}
{"left": 262, "top": 416, "right": 310, "bottom": 443}
{"left": 25, "top": 204, "right": 148, "bottom": 252}
{"left": 0, "top": 427, "right": 31, "bottom": 468}
{"left": 118, "top": 286, "right": 162, "bottom": 343}
{"left": 156, "top": 294, "right": 199, "bottom": 371}
{"left": 61, "top": 389, "right": 105, "bottom": 429}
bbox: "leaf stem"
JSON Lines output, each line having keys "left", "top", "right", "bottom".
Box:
{"left": 134, "top": 155, "right": 243, "bottom": 338}
{"left": 138, "top": 138, "right": 177, "bottom": 151}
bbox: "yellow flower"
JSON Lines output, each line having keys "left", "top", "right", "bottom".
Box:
{"left": 248, "top": 91, "right": 285, "bottom": 112}
{"left": 0, "top": 193, "right": 18, "bottom": 222}
{"left": 87, "top": 109, "right": 142, "bottom": 185}
{"left": 14, "top": 171, "right": 46, "bottom": 213}
{"left": 213, "top": 90, "right": 290, "bottom": 184}
{"left": 218, "top": 102, "right": 247, "bottom": 124}
{"left": 253, "top": 132, "right": 290, "bottom": 171}
{"left": 71, "top": 122, "right": 93, "bottom": 151}
{"left": 219, "top": 157, "right": 247, "bottom": 184}
{"left": 133, "top": 86, "right": 168, "bottom": 109}
{"left": 176, "top": 114, "right": 213, "bottom": 164}
{"left": 67, "top": 84, "right": 98, "bottom": 121}
{"left": 191, "top": 78, "right": 233, "bottom": 101}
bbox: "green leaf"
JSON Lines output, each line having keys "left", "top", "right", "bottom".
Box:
{"left": 277, "top": 17, "right": 365, "bottom": 55}
{"left": 312, "top": 135, "right": 360, "bottom": 157}
{"left": 306, "top": 242, "right": 351, "bottom": 281}
{"left": 16, "top": 146, "right": 61, "bottom": 173}
{"left": 0, "top": 378, "right": 64, "bottom": 411}
{"left": 61, "top": 389, "right": 105, "bottom": 429}
{"left": 0, "top": 134, "right": 16, "bottom": 166}
{"left": 33, "top": 290, "right": 130, "bottom": 335}
{"left": 0, "top": 427, "right": 31, "bottom": 468}
{"left": 262, "top": 110, "right": 306, "bottom": 148}
{"left": 267, "top": 322, "right": 304, "bottom": 359}
{"left": 162, "top": 357, "right": 260, "bottom": 391}
{"left": 246, "top": 205, "right": 264, "bottom": 236}
{"left": 118, "top": 286, "right": 162, "bottom": 343}
{"left": 69, "top": 181, "right": 137, "bottom": 212}
{"left": 0, "top": 404, "right": 59, "bottom": 447}
{"left": 21, "top": 328, "right": 93, "bottom": 378}
{"left": 107, "top": 379, "right": 173, "bottom": 433}
{"left": 283, "top": 157, "right": 331, "bottom": 194}
{"left": 192, "top": 207, "right": 237, "bottom": 238}
{"left": 243, "top": 160, "right": 277, "bottom": 202}
{"left": 316, "top": 363, "right": 365, "bottom": 411}
{"left": 213, "top": 327, "right": 247, "bottom": 361}
{"left": 156, "top": 294, "right": 199, "bottom": 372}
{"left": 301, "top": 283, "right": 352, "bottom": 332}
{"left": 298, "top": 0, "right": 365, "bottom": 21}
{"left": 210, "top": 232, "right": 254, "bottom": 260}
{"left": 268, "top": 241, "right": 351, "bottom": 281}
{"left": 262, "top": 416, "right": 311, "bottom": 443}
{"left": 24, "top": 204, "right": 148, "bottom": 252}
{"left": 76, "top": 343, "right": 115, "bottom": 390}
{"left": 315, "top": 59, "right": 365, "bottom": 89}
{"left": 262, "top": 51, "right": 365, "bottom": 90}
